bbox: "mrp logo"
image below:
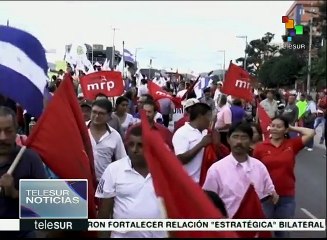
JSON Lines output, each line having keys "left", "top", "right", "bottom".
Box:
{"left": 155, "top": 91, "right": 170, "bottom": 98}
{"left": 87, "top": 75, "right": 115, "bottom": 91}
{"left": 235, "top": 79, "right": 250, "bottom": 89}
{"left": 19, "top": 179, "right": 88, "bottom": 219}
{"left": 80, "top": 71, "right": 124, "bottom": 100}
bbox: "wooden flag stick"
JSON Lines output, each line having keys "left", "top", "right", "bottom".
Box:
{"left": 0, "top": 146, "right": 26, "bottom": 193}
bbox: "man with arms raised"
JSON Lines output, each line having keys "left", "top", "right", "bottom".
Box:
{"left": 172, "top": 103, "right": 212, "bottom": 183}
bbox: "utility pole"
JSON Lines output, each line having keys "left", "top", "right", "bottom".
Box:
{"left": 236, "top": 35, "right": 248, "bottom": 70}
{"left": 149, "top": 58, "right": 152, "bottom": 80}
{"left": 307, "top": 17, "right": 313, "bottom": 95}
{"left": 111, "top": 27, "right": 119, "bottom": 70}
{"left": 217, "top": 50, "right": 226, "bottom": 81}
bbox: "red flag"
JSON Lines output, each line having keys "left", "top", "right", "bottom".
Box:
{"left": 199, "top": 143, "right": 217, "bottom": 187}
{"left": 257, "top": 104, "right": 271, "bottom": 141}
{"left": 199, "top": 125, "right": 231, "bottom": 187}
{"left": 25, "top": 74, "right": 97, "bottom": 219}
{"left": 233, "top": 185, "right": 272, "bottom": 238}
{"left": 80, "top": 71, "right": 124, "bottom": 100}
{"left": 221, "top": 63, "right": 252, "bottom": 102}
{"left": 181, "top": 72, "right": 213, "bottom": 100}
{"left": 147, "top": 81, "right": 182, "bottom": 108}
{"left": 140, "top": 111, "right": 238, "bottom": 238}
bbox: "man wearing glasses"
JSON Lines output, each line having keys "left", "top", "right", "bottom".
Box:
{"left": 87, "top": 99, "right": 127, "bottom": 182}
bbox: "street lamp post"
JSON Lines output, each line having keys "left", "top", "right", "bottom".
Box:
{"left": 236, "top": 35, "right": 248, "bottom": 70}
{"left": 306, "top": 7, "right": 320, "bottom": 95}
{"left": 307, "top": 17, "right": 313, "bottom": 95}
{"left": 149, "top": 58, "right": 152, "bottom": 80}
{"left": 111, "top": 27, "right": 119, "bottom": 70}
{"left": 217, "top": 50, "right": 226, "bottom": 81}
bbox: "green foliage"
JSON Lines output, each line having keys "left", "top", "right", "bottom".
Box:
{"left": 258, "top": 48, "right": 306, "bottom": 88}
{"left": 235, "top": 32, "right": 279, "bottom": 76}
{"left": 311, "top": 44, "right": 326, "bottom": 89}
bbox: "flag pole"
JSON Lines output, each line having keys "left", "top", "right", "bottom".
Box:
{"left": 122, "top": 41, "right": 125, "bottom": 78}
{"left": 0, "top": 146, "right": 26, "bottom": 194}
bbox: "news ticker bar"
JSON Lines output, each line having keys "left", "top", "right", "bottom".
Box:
{"left": 0, "top": 219, "right": 326, "bottom": 232}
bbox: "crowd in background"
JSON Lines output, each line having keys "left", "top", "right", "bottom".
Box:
{"left": 0, "top": 64, "right": 326, "bottom": 238}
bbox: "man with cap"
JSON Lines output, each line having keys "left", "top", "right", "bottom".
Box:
{"left": 174, "top": 98, "right": 199, "bottom": 133}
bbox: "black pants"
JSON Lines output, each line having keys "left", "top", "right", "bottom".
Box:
{"left": 162, "top": 114, "right": 170, "bottom": 128}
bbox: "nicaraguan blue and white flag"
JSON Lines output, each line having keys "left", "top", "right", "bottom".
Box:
{"left": 123, "top": 49, "right": 134, "bottom": 63}
{"left": 193, "top": 76, "right": 212, "bottom": 99}
{"left": 0, "top": 26, "right": 49, "bottom": 117}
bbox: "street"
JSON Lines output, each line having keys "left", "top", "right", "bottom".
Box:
{"left": 292, "top": 126, "right": 326, "bottom": 238}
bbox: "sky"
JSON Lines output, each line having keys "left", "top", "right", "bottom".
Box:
{"left": 0, "top": 1, "right": 294, "bottom": 74}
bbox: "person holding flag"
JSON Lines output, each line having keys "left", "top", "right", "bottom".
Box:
{"left": 172, "top": 103, "right": 213, "bottom": 183}
{"left": 0, "top": 107, "right": 47, "bottom": 238}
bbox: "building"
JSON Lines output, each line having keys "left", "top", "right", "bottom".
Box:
{"left": 285, "top": 1, "right": 325, "bottom": 52}
{"left": 65, "top": 44, "right": 137, "bottom": 76}
{"left": 285, "top": 0, "right": 321, "bottom": 25}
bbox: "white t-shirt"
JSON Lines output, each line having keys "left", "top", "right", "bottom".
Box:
{"left": 137, "top": 84, "right": 148, "bottom": 98}
{"left": 172, "top": 123, "right": 207, "bottom": 183}
{"left": 95, "top": 156, "right": 167, "bottom": 238}
{"left": 114, "top": 113, "right": 136, "bottom": 135}
{"left": 154, "top": 112, "right": 163, "bottom": 123}
{"left": 87, "top": 122, "right": 127, "bottom": 181}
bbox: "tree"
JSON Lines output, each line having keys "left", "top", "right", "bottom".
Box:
{"left": 236, "top": 32, "right": 279, "bottom": 76}
{"left": 311, "top": 44, "right": 326, "bottom": 89}
{"left": 258, "top": 48, "right": 306, "bottom": 88}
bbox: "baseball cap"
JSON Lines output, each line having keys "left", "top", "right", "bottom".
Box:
{"left": 183, "top": 98, "right": 199, "bottom": 109}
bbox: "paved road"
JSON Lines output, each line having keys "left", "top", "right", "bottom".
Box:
{"left": 291, "top": 126, "right": 326, "bottom": 238}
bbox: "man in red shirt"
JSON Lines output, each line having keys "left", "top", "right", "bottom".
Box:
{"left": 126, "top": 100, "right": 174, "bottom": 151}
{"left": 174, "top": 98, "right": 199, "bottom": 133}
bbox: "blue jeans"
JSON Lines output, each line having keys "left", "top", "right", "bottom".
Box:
{"left": 288, "top": 131, "right": 299, "bottom": 139}
{"left": 314, "top": 116, "right": 325, "bottom": 141}
{"left": 262, "top": 196, "right": 296, "bottom": 238}
{"left": 304, "top": 121, "right": 315, "bottom": 148}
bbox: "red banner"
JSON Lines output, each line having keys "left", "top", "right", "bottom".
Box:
{"left": 80, "top": 71, "right": 124, "bottom": 100}
{"left": 221, "top": 63, "right": 252, "bottom": 102}
{"left": 257, "top": 104, "right": 272, "bottom": 141}
{"left": 148, "top": 81, "right": 182, "bottom": 108}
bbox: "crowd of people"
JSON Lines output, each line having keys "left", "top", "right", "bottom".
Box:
{"left": 0, "top": 64, "right": 326, "bottom": 238}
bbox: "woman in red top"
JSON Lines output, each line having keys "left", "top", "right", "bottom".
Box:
{"left": 253, "top": 116, "right": 314, "bottom": 238}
